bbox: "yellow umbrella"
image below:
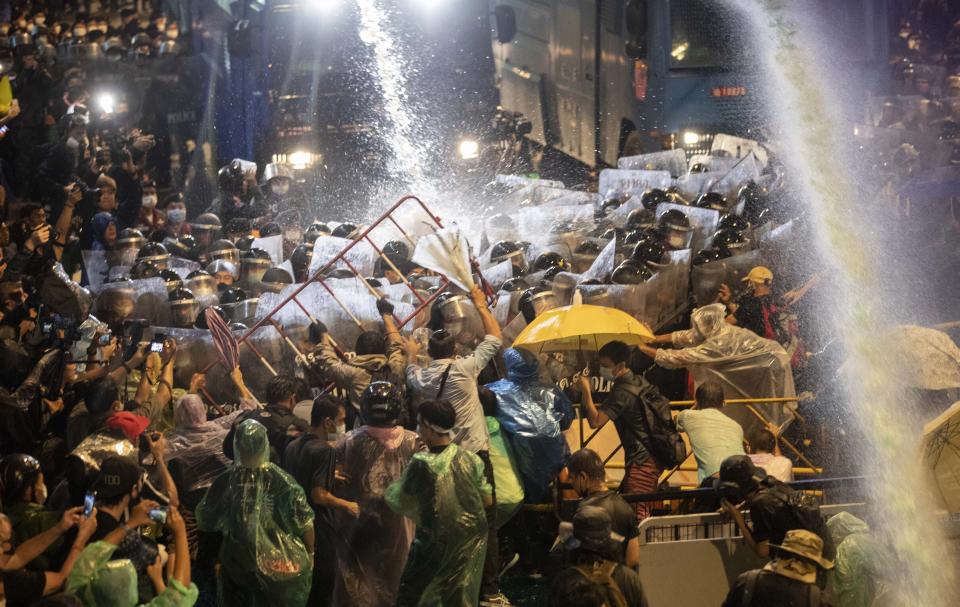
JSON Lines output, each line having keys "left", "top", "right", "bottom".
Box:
{"left": 512, "top": 302, "right": 654, "bottom": 353}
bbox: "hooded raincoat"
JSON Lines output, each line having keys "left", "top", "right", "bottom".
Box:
{"left": 827, "top": 512, "right": 893, "bottom": 607}
{"left": 386, "top": 443, "right": 491, "bottom": 606}
{"left": 195, "top": 419, "right": 314, "bottom": 607}
{"left": 656, "top": 303, "right": 796, "bottom": 430}
{"left": 332, "top": 425, "right": 423, "bottom": 607}
{"left": 486, "top": 348, "right": 574, "bottom": 502}
{"left": 90, "top": 213, "right": 117, "bottom": 252}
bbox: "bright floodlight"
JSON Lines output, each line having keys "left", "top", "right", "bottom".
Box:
{"left": 289, "top": 150, "right": 313, "bottom": 170}
{"left": 308, "top": 0, "right": 341, "bottom": 13}
{"left": 97, "top": 92, "right": 116, "bottom": 114}
{"left": 458, "top": 139, "right": 480, "bottom": 160}
{"left": 682, "top": 131, "right": 700, "bottom": 145}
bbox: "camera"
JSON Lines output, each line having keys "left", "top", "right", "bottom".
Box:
{"left": 148, "top": 507, "right": 167, "bottom": 524}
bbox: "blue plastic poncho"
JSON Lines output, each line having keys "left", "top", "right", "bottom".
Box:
{"left": 386, "top": 443, "right": 491, "bottom": 606}
{"left": 332, "top": 426, "right": 423, "bottom": 607}
{"left": 487, "top": 348, "right": 574, "bottom": 502}
{"left": 195, "top": 419, "right": 314, "bottom": 607}
{"left": 90, "top": 212, "right": 117, "bottom": 252}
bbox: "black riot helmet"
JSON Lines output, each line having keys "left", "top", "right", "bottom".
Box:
{"left": 382, "top": 240, "right": 410, "bottom": 260}
{"left": 641, "top": 188, "right": 670, "bottom": 210}
{"left": 194, "top": 305, "right": 226, "bottom": 330}
{"left": 290, "top": 243, "right": 313, "bottom": 280}
{"left": 218, "top": 160, "right": 245, "bottom": 197}
{"left": 360, "top": 381, "right": 402, "bottom": 428}
{"left": 718, "top": 214, "right": 750, "bottom": 233}
{"left": 332, "top": 223, "right": 359, "bottom": 239}
{"left": 160, "top": 269, "right": 182, "bottom": 293}
{"left": 631, "top": 240, "right": 665, "bottom": 266}
{"left": 697, "top": 192, "right": 728, "bottom": 212}
{"left": 713, "top": 229, "right": 749, "bottom": 255}
{"left": 258, "top": 222, "right": 282, "bottom": 238}
{"left": 542, "top": 265, "right": 564, "bottom": 282}
{"left": 598, "top": 196, "right": 626, "bottom": 218}
{"left": 625, "top": 207, "right": 657, "bottom": 232}
{"left": 693, "top": 248, "right": 725, "bottom": 266}
{"left": 0, "top": 454, "right": 42, "bottom": 503}
{"left": 490, "top": 240, "right": 528, "bottom": 277}
{"left": 573, "top": 240, "right": 602, "bottom": 256}
{"left": 532, "top": 251, "right": 570, "bottom": 273}
{"left": 499, "top": 277, "right": 530, "bottom": 293}
{"left": 611, "top": 259, "right": 654, "bottom": 285}
{"left": 518, "top": 285, "right": 558, "bottom": 324}
{"left": 129, "top": 259, "right": 160, "bottom": 280}
{"left": 219, "top": 287, "right": 248, "bottom": 306}
{"left": 136, "top": 242, "right": 170, "bottom": 266}
{"left": 600, "top": 227, "right": 625, "bottom": 242}
{"left": 304, "top": 222, "right": 331, "bottom": 243}
{"left": 659, "top": 209, "right": 692, "bottom": 232}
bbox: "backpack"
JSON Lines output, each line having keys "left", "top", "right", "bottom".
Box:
{"left": 618, "top": 381, "right": 688, "bottom": 469}
{"left": 574, "top": 560, "right": 629, "bottom": 607}
{"left": 740, "top": 569, "right": 823, "bottom": 607}
{"left": 761, "top": 478, "right": 836, "bottom": 560}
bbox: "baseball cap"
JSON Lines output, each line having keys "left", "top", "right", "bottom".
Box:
{"left": 93, "top": 456, "right": 143, "bottom": 500}
{"left": 104, "top": 412, "right": 150, "bottom": 443}
{"left": 742, "top": 266, "right": 773, "bottom": 284}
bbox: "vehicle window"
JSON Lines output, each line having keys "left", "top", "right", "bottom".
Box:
{"left": 669, "top": 0, "right": 739, "bottom": 69}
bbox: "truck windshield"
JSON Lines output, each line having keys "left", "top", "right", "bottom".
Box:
{"left": 669, "top": 0, "right": 740, "bottom": 70}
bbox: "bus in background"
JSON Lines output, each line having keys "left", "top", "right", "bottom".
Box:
{"left": 490, "top": 0, "right": 890, "bottom": 171}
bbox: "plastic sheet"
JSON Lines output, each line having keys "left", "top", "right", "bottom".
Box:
{"left": 656, "top": 203, "right": 720, "bottom": 253}
{"left": 658, "top": 304, "right": 796, "bottom": 430}
{"left": 195, "top": 420, "right": 314, "bottom": 606}
{"left": 579, "top": 238, "right": 617, "bottom": 284}
{"left": 253, "top": 235, "right": 285, "bottom": 266}
{"left": 167, "top": 257, "right": 201, "bottom": 278}
{"left": 598, "top": 168, "right": 673, "bottom": 197}
{"left": 486, "top": 417, "right": 524, "bottom": 523}
{"left": 710, "top": 133, "right": 769, "bottom": 170}
{"left": 617, "top": 149, "right": 688, "bottom": 177}
{"left": 827, "top": 512, "right": 893, "bottom": 607}
{"left": 332, "top": 427, "right": 422, "bottom": 607}
{"left": 42, "top": 262, "right": 94, "bottom": 319}
{"left": 486, "top": 349, "right": 573, "bottom": 502}
{"left": 385, "top": 444, "right": 489, "bottom": 606}
{"left": 70, "top": 432, "right": 137, "bottom": 474}
{"left": 411, "top": 226, "right": 476, "bottom": 292}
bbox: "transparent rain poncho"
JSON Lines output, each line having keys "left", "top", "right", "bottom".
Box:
{"left": 385, "top": 443, "right": 491, "bottom": 607}
{"left": 656, "top": 303, "right": 796, "bottom": 429}
{"left": 487, "top": 348, "right": 574, "bottom": 502}
{"left": 195, "top": 420, "right": 314, "bottom": 607}
{"left": 332, "top": 426, "right": 423, "bottom": 607}
{"left": 827, "top": 512, "right": 894, "bottom": 607}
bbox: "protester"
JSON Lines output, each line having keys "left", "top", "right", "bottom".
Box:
{"left": 578, "top": 340, "right": 671, "bottom": 522}
{"left": 717, "top": 455, "right": 835, "bottom": 562}
{"left": 282, "top": 396, "right": 352, "bottom": 607}
{"left": 222, "top": 372, "right": 307, "bottom": 462}
{"left": 331, "top": 382, "right": 423, "bottom": 606}
{"left": 565, "top": 448, "right": 640, "bottom": 568}
{"left": 748, "top": 425, "right": 794, "bottom": 483}
{"left": 551, "top": 506, "right": 644, "bottom": 607}
{"left": 486, "top": 347, "right": 574, "bottom": 502}
{"left": 386, "top": 399, "right": 492, "bottom": 605}
{"left": 676, "top": 381, "right": 746, "bottom": 484}
{"left": 721, "top": 529, "right": 834, "bottom": 607}
{"left": 404, "top": 283, "right": 509, "bottom": 606}
{"left": 827, "top": 512, "right": 892, "bottom": 607}
{"left": 196, "top": 419, "right": 314, "bottom": 607}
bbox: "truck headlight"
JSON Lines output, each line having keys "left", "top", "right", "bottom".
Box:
{"left": 458, "top": 139, "right": 480, "bottom": 160}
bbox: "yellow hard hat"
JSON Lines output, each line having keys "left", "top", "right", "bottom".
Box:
{"left": 742, "top": 266, "right": 774, "bottom": 284}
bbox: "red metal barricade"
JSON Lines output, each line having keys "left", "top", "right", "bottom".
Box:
{"left": 204, "top": 194, "right": 458, "bottom": 376}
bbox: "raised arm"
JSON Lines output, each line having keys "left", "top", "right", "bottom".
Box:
{"left": 469, "top": 285, "right": 501, "bottom": 339}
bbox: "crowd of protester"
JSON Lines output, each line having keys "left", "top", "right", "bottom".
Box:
{"left": 0, "top": 0, "right": 953, "bottom": 606}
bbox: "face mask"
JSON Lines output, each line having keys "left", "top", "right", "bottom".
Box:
{"left": 66, "top": 136, "right": 79, "bottom": 150}
{"left": 328, "top": 421, "right": 346, "bottom": 441}
{"left": 166, "top": 208, "right": 186, "bottom": 223}
{"left": 271, "top": 181, "right": 290, "bottom": 196}
{"left": 141, "top": 195, "right": 157, "bottom": 209}
{"left": 599, "top": 366, "right": 616, "bottom": 382}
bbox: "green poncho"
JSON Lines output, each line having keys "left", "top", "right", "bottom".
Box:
{"left": 386, "top": 443, "right": 491, "bottom": 607}
{"left": 195, "top": 419, "right": 314, "bottom": 607}
{"left": 827, "top": 512, "right": 892, "bottom": 607}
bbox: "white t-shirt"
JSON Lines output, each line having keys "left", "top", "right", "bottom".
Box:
{"left": 749, "top": 453, "right": 794, "bottom": 483}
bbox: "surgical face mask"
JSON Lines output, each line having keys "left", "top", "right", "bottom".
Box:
{"left": 166, "top": 208, "right": 186, "bottom": 223}
{"left": 599, "top": 365, "right": 616, "bottom": 382}
{"left": 271, "top": 181, "right": 290, "bottom": 196}
{"left": 141, "top": 194, "right": 157, "bottom": 209}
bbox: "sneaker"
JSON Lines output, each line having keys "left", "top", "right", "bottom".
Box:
{"left": 480, "top": 593, "right": 513, "bottom": 606}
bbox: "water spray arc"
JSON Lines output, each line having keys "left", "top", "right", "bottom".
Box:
{"left": 726, "top": 0, "right": 956, "bottom": 603}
